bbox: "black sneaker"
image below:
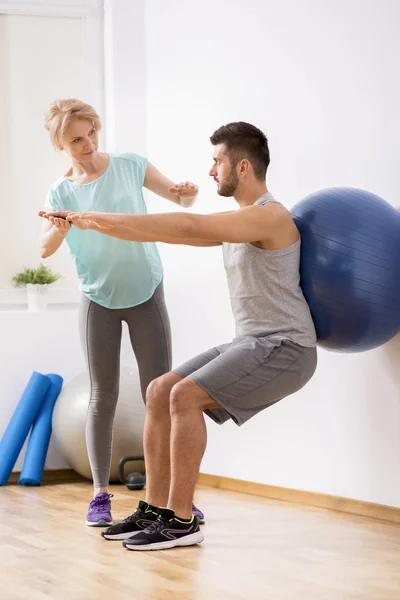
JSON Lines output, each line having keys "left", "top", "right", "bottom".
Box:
{"left": 101, "top": 500, "right": 158, "bottom": 540}
{"left": 122, "top": 508, "right": 204, "bottom": 551}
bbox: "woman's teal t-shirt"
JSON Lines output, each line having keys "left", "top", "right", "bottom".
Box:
{"left": 45, "top": 153, "right": 164, "bottom": 309}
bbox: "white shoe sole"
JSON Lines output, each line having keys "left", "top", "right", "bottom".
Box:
{"left": 124, "top": 530, "right": 204, "bottom": 551}
{"left": 86, "top": 519, "right": 113, "bottom": 527}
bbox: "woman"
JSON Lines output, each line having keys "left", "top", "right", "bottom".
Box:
{"left": 40, "top": 98, "right": 204, "bottom": 526}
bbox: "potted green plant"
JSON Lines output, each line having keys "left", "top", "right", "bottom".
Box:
{"left": 12, "top": 264, "right": 62, "bottom": 312}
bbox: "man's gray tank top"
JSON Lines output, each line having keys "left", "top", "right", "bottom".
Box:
{"left": 222, "top": 193, "right": 317, "bottom": 347}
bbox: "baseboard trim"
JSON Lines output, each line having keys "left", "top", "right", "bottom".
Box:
{"left": 197, "top": 473, "right": 400, "bottom": 525}
{"left": 8, "top": 469, "right": 86, "bottom": 485}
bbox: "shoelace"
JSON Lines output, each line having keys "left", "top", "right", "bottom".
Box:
{"left": 123, "top": 507, "right": 146, "bottom": 523}
{"left": 89, "top": 493, "right": 113, "bottom": 508}
{"left": 143, "top": 515, "right": 169, "bottom": 534}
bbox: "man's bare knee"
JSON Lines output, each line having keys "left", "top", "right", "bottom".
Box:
{"left": 170, "top": 378, "right": 216, "bottom": 415}
{"left": 146, "top": 372, "right": 182, "bottom": 411}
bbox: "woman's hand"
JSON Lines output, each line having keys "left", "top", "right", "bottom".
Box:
{"left": 39, "top": 210, "right": 71, "bottom": 234}
{"left": 168, "top": 182, "right": 198, "bottom": 208}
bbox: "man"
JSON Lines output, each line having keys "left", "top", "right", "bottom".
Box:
{"left": 45, "top": 122, "right": 317, "bottom": 551}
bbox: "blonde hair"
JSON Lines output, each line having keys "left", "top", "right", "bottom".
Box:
{"left": 44, "top": 98, "right": 102, "bottom": 149}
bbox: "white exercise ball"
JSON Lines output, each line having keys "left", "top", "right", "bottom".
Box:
{"left": 52, "top": 365, "right": 145, "bottom": 481}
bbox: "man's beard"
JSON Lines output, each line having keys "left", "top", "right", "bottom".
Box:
{"left": 217, "top": 169, "right": 239, "bottom": 197}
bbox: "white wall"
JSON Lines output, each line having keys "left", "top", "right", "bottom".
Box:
{"left": 139, "top": 0, "right": 400, "bottom": 507}
{"left": 103, "top": 0, "right": 147, "bottom": 154}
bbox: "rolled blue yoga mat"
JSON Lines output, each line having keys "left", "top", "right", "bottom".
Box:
{"left": 0, "top": 371, "right": 51, "bottom": 486}
{"left": 19, "top": 374, "right": 63, "bottom": 486}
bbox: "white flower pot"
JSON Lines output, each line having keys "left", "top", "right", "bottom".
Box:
{"left": 26, "top": 284, "right": 49, "bottom": 312}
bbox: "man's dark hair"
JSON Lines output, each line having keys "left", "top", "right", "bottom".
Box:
{"left": 210, "top": 122, "right": 270, "bottom": 180}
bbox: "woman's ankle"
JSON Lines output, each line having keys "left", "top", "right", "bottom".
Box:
{"left": 93, "top": 487, "right": 109, "bottom": 497}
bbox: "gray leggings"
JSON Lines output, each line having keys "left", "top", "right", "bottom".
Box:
{"left": 79, "top": 281, "right": 172, "bottom": 488}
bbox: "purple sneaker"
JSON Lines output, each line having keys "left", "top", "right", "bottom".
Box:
{"left": 192, "top": 502, "right": 205, "bottom": 524}
{"left": 86, "top": 493, "right": 113, "bottom": 527}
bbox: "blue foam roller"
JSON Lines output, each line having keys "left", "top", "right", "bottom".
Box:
{"left": 0, "top": 372, "right": 51, "bottom": 486}
{"left": 19, "top": 374, "right": 63, "bottom": 486}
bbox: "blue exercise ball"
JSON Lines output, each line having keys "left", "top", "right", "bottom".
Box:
{"left": 291, "top": 187, "right": 400, "bottom": 352}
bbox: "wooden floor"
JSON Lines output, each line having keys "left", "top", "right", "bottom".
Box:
{"left": 1, "top": 482, "right": 400, "bottom": 600}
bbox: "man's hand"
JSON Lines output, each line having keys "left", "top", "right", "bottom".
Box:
{"left": 38, "top": 210, "right": 71, "bottom": 234}
{"left": 39, "top": 210, "right": 103, "bottom": 231}
{"left": 66, "top": 212, "right": 119, "bottom": 230}
{"left": 168, "top": 182, "right": 198, "bottom": 208}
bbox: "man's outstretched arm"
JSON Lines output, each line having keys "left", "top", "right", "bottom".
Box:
{"left": 43, "top": 202, "right": 291, "bottom": 244}
{"left": 39, "top": 211, "right": 221, "bottom": 247}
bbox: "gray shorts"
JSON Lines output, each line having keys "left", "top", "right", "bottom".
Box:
{"left": 173, "top": 336, "right": 317, "bottom": 426}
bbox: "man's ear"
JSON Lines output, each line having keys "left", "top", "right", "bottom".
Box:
{"left": 239, "top": 159, "right": 250, "bottom": 176}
